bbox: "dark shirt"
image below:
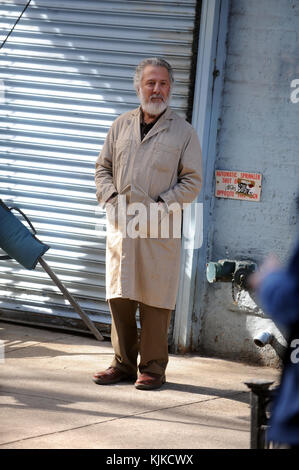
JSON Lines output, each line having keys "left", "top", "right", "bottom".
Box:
{"left": 140, "top": 109, "right": 166, "bottom": 141}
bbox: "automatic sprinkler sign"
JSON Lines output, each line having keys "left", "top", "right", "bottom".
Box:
{"left": 215, "top": 170, "right": 262, "bottom": 202}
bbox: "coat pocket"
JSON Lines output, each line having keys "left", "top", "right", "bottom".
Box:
{"left": 152, "top": 142, "right": 180, "bottom": 172}
{"left": 149, "top": 142, "right": 180, "bottom": 197}
{"left": 113, "top": 139, "right": 132, "bottom": 192}
{"left": 113, "top": 139, "right": 131, "bottom": 168}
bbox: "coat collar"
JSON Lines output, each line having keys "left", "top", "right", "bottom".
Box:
{"left": 130, "top": 106, "right": 175, "bottom": 143}
{"left": 130, "top": 105, "right": 175, "bottom": 120}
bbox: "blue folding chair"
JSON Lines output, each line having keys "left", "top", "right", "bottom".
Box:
{"left": 0, "top": 199, "right": 103, "bottom": 341}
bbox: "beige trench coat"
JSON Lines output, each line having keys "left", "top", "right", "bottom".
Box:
{"left": 95, "top": 106, "right": 202, "bottom": 310}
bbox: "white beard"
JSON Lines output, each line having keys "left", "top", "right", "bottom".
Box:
{"left": 139, "top": 89, "right": 171, "bottom": 116}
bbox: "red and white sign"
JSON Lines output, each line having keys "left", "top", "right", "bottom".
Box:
{"left": 215, "top": 170, "right": 262, "bottom": 201}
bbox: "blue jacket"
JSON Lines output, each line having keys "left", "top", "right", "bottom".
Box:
{"left": 258, "top": 233, "right": 299, "bottom": 445}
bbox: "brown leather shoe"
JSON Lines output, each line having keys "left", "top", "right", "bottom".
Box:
{"left": 135, "top": 372, "right": 166, "bottom": 390}
{"left": 92, "top": 367, "right": 135, "bottom": 385}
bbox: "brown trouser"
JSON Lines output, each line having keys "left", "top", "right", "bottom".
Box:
{"left": 109, "top": 298, "right": 172, "bottom": 377}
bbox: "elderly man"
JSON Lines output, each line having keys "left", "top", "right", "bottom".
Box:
{"left": 93, "top": 57, "right": 202, "bottom": 390}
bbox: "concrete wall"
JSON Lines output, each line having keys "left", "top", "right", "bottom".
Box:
{"left": 200, "top": 0, "right": 299, "bottom": 366}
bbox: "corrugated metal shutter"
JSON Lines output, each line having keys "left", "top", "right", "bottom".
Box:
{"left": 0, "top": 0, "right": 199, "bottom": 335}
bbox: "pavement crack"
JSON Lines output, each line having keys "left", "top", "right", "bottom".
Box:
{"left": 0, "top": 390, "right": 247, "bottom": 447}
{"left": 4, "top": 343, "right": 43, "bottom": 355}
{"left": 0, "top": 389, "right": 72, "bottom": 404}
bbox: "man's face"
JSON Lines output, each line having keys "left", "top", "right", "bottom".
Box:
{"left": 138, "top": 65, "right": 171, "bottom": 116}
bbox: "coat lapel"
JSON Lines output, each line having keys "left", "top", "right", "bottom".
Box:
{"left": 130, "top": 107, "right": 141, "bottom": 144}
{"left": 141, "top": 107, "right": 173, "bottom": 143}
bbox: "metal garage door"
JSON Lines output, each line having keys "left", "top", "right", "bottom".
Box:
{"left": 0, "top": 0, "right": 200, "bottom": 335}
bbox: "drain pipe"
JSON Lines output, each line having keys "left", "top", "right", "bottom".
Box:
{"left": 253, "top": 331, "right": 273, "bottom": 348}
{"left": 254, "top": 330, "right": 287, "bottom": 360}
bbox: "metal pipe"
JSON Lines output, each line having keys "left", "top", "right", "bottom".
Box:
{"left": 39, "top": 257, "right": 104, "bottom": 341}
{"left": 254, "top": 331, "right": 273, "bottom": 348}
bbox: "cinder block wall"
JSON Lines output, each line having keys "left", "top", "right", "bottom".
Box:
{"left": 200, "top": 0, "right": 299, "bottom": 366}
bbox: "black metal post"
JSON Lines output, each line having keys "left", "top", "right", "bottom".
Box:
{"left": 245, "top": 380, "right": 274, "bottom": 449}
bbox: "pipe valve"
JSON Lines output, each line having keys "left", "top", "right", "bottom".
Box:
{"left": 206, "top": 259, "right": 257, "bottom": 290}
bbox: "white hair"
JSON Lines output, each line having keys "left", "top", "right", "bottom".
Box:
{"left": 133, "top": 57, "right": 174, "bottom": 93}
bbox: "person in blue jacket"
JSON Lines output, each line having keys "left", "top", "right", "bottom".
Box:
{"left": 251, "top": 231, "right": 299, "bottom": 448}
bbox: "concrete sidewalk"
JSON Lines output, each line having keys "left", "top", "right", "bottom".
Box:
{"left": 0, "top": 321, "right": 279, "bottom": 449}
